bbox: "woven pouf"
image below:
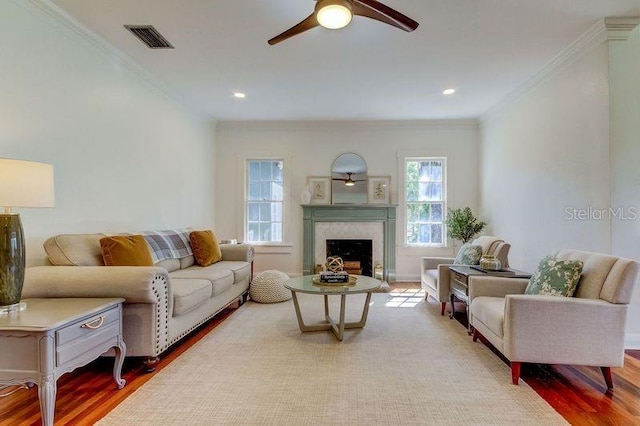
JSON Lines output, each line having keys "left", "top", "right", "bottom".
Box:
{"left": 249, "top": 270, "right": 292, "bottom": 303}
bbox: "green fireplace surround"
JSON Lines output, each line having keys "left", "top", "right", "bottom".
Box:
{"left": 302, "top": 205, "right": 397, "bottom": 282}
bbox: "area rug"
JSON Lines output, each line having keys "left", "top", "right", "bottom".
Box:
{"left": 99, "top": 290, "right": 567, "bottom": 425}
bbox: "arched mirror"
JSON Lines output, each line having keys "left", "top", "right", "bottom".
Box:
{"left": 331, "top": 153, "right": 367, "bottom": 204}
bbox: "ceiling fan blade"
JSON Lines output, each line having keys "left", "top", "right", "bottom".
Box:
{"left": 268, "top": 14, "right": 319, "bottom": 45}
{"left": 353, "top": 0, "right": 419, "bottom": 32}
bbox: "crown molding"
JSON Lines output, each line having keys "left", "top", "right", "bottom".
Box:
{"left": 481, "top": 19, "right": 610, "bottom": 123}
{"left": 23, "top": 0, "right": 208, "bottom": 121}
{"left": 605, "top": 17, "right": 640, "bottom": 41}
{"left": 481, "top": 17, "right": 639, "bottom": 124}
{"left": 216, "top": 119, "right": 479, "bottom": 131}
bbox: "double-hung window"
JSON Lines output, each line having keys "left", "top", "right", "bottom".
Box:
{"left": 246, "top": 159, "right": 283, "bottom": 243}
{"left": 405, "top": 158, "right": 445, "bottom": 245}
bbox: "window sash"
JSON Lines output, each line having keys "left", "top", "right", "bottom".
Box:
{"left": 246, "top": 160, "right": 284, "bottom": 243}
{"left": 405, "top": 158, "right": 445, "bottom": 245}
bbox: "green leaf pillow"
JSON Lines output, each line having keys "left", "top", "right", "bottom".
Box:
{"left": 525, "top": 255, "right": 584, "bottom": 297}
{"left": 454, "top": 243, "right": 483, "bottom": 265}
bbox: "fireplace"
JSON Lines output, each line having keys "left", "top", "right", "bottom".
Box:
{"left": 326, "top": 239, "right": 373, "bottom": 276}
{"left": 302, "top": 205, "right": 397, "bottom": 282}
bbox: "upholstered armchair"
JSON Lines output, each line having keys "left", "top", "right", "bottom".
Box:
{"left": 421, "top": 236, "right": 511, "bottom": 315}
{"left": 468, "top": 249, "right": 640, "bottom": 390}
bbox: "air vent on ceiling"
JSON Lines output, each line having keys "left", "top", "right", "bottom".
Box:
{"left": 124, "top": 25, "right": 174, "bottom": 49}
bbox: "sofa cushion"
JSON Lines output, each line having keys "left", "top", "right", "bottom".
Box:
{"left": 170, "top": 266, "right": 234, "bottom": 296}
{"left": 180, "top": 255, "right": 195, "bottom": 269}
{"left": 171, "top": 278, "right": 212, "bottom": 316}
{"left": 190, "top": 230, "right": 223, "bottom": 267}
{"left": 155, "top": 258, "right": 181, "bottom": 272}
{"left": 470, "top": 296, "right": 506, "bottom": 338}
{"left": 454, "top": 243, "right": 482, "bottom": 265}
{"left": 214, "top": 261, "right": 251, "bottom": 284}
{"left": 473, "top": 236, "right": 504, "bottom": 256}
{"left": 525, "top": 255, "right": 583, "bottom": 297}
{"left": 44, "top": 234, "right": 106, "bottom": 266}
{"left": 100, "top": 235, "right": 154, "bottom": 266}
{"left": 555, "top": 249, "right": 618, "bottom": 300}
{"left": 421, "top": 269, "right": 438, "bottom": 288}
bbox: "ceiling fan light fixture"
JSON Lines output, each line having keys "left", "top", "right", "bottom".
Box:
{"left": 316, "top": 0, "right": 353, "bottom": 29}
{"left": 345, "top": 180, "right": 356, "bottom": 187}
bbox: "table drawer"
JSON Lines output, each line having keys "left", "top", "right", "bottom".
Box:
{"left": 452, "top": 271, "right": 467, "bottom": 284}
{"left": 57, "top": 321, "right": 119, "bottom": 366}
{"left": 56, "top": 305, "right": 119, "bottom": 346}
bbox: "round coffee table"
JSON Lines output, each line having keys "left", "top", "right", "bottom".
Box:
{"left": 284, "top": 275, "right": 381, "bottom": 341}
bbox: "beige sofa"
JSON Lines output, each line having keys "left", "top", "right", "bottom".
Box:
{"left": 421, "top": 236, "right": 511, "bottom": 315}
{"left": 22, "top": 233, "right": 254, "bottom": 370}
{"left": 468, "top": 249, "right": 639, "bottom": 389}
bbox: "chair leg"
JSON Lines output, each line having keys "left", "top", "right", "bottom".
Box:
{"left": 601, "top": 366, "right": 614, "bottom": 390}
{"left": 471, "top": 328, "right": 479, "bottom": 342}
{"left": 511, "top": 362, "right": 521, "bottom": 385}
{"left": 424, "top": 291, "right": 429, "bottom": 301}
{"left": 440, "top": 302, "right": 446, "bottom": 316}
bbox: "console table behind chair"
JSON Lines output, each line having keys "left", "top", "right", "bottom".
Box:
{"left": 421, "top": 236, "right": 511, "bottom": 316}
{"left": 448, "top": 265, "right": 531, "bottom": 330}
{"left": 0, "top": 298, "right": 126, "bottom": 426}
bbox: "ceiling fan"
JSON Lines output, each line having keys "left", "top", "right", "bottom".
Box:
{"left": 268, "top": 0, "right": 419, "bottom": 45}
{"left": 332, "top": 172, "right": 367, "bottom": 187}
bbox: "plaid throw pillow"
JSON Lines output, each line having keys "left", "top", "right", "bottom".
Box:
{"left": 142, "top": 228, "right": 193, "bottom": 263}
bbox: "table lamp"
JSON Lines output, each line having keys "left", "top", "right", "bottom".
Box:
{"left": 0, "top": 159, "right": 55, "bottom": 314}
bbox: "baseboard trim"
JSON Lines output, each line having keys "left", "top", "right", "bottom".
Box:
{"left": 625, "top": 333, "right": 640, "bottom": 349}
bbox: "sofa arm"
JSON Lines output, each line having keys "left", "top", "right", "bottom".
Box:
{"left": 436, "top": 264, "right": 453, "bottom": 302}
{"left": 421, "top": 257, "right": 454, "bottom": 271}
{"left": 504, "top": 295, "right": 628, "bottom": 366}
{"left": 220, "top": 243, "right": 254, "bottom": 262}
{"left": 468, "top": 276, "right": 529, "bottom": 301}
{"left": 23, "top": 266, "right": 171, "bottom": 305}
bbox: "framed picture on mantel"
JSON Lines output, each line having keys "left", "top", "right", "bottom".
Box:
{"left": 368, "top": 176, "right": 390, "bottom": 204}
{"left": 308, "top": 177, "right": 330, "bottom": 204}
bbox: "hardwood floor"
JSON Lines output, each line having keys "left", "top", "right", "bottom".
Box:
{"left": 1, "top": 285, "right": 639, "bottom": 425}
{"left": 0, "top": 308, "right": 235, "bottom": 426}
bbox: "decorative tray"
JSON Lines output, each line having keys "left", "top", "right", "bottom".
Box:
{"left": 312, "top": 275, "right": 358, "bottom": 286}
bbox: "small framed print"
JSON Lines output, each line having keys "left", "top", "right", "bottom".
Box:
{"left": 308, "top": 177, "right": 330, "bottom": 204}
{"left": 368, "top": 176, "right": 390, "bottom": 204}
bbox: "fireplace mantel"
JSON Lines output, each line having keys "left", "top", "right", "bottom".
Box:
{"left": 302, "top": 205, "right": 397, "bottom": 282}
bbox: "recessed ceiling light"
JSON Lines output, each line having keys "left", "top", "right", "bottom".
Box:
{"left": 442, "top": 88, "right": 456, "bottom": 95}
{"left": 233, "top": 92, "right": 246, "bottom": 99}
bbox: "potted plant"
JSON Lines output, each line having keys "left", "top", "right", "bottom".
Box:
{"left": 445, "top": 207, "right": 486, "bottom": 243}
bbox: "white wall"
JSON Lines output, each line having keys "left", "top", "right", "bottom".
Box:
{"left": 609, "top": 25, "right": 640, "bottom": 347}
{"left": 0, "top": 1, "right": 215, "bottom": 265}
{"left": 480, "top": 41, "right": 612, "bottom": 270}
{"left": 480, "top": 21, "right": 640, "bottom": 347}
{"left": 215, "top": 120, "right": 479, "bottom": 280}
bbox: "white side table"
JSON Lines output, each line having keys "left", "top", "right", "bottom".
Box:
{"left": 0, "top": 298, "right": 127, "bottom": 426}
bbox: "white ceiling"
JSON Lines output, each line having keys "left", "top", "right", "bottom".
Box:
{"left": 51, "top": 0, "right": 640, "bottom": 121}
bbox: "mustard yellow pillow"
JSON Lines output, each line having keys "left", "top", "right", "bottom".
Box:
{"left": 189, "top": 230, "right": 222, "bottom": 267}
{"left": 100, "top": 235, "right": 153, "bottom": 266}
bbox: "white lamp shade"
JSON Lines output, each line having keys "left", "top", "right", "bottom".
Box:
{"left": 0, "top": 159, "right": 55, "bottom": 208}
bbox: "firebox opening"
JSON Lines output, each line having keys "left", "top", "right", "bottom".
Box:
{"left": 326, "top": 239, "right": 373, "bottom": 277}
